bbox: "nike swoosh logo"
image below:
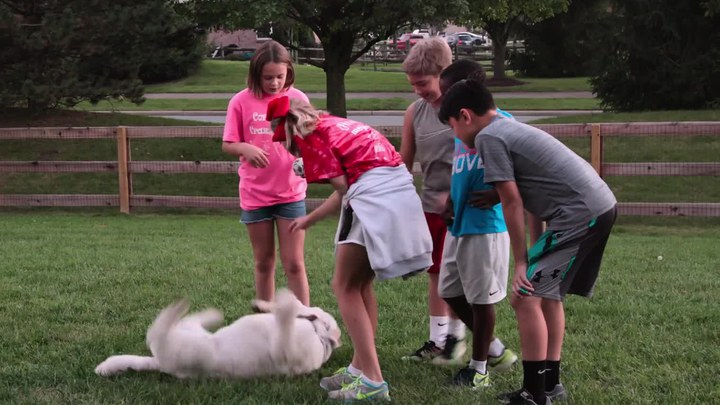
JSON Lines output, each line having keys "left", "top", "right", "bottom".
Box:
{"left": 537, "top": 369, "right": 547, "bottom": 374}
{"left": 358, "top": 388, "right": 387, "bottom": 399}
{"left": 489, "top": 290, "right": 499, "bottom": 296}
{"left": 437, "top": 322, "right": 448, "bottom": 326}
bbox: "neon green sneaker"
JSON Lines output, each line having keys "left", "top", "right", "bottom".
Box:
{"left": 320, "top": 367, "right": 359, "bottom": 391}
{"left": 450, "top": 367, "right": 490, "bottom": 389}
{"left": 488, "top": 348, "right": 518, "bottom": 373}
{"left": 327, "top": 378, "right": 391, "bottom": 402}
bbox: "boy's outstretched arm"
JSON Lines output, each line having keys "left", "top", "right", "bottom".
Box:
{"left": 495, "top": 180, "right": 534, "bottom": 296}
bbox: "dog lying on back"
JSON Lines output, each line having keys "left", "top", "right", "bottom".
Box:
{"left": 95, "top": 289, "right": 341, "bottom": 379}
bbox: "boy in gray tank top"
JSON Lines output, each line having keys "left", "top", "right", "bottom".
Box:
{"left": 399, "top": 37, "right": 465, "bottom": 364}
{"left": 439, "top": 80, "right": 617, "bottom": 405}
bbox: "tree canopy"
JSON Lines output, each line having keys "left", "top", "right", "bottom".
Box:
{"left": 182, "top": 0, "right": 467, "bottom": 116}
{"left": 460, "top": 0, "right": 569, "bottom": 80}
{"left": 590, "top": 0, "right": 720, "bottom": 111}
{"left": 0, "top": 0, "right": 204, "bottom": 111}
{"left": 511, "top": 0, "right": 608, "bottom": 78}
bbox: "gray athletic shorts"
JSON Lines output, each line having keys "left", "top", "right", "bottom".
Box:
{"left": 439, "top": 232, "right": 510, "bottom": 305}
{"left": 524, "top": 206, "right": 617, "bottom": 300}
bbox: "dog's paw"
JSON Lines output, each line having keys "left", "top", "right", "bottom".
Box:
{"left": 94, "top": 360, "right": 119, "bottom": 377}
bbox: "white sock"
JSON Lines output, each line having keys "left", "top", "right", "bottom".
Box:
{"left": 347, "top": 363, "right": 362, "bottom": 377}
{"left": 448, "top": 317, "right": 466, "bottom": 340}
{"left": 469, "top": 359, "right": 488, "bottom": 374}
{"left": 360, "top": 374, "right": 385, "bottom": 387}
{"left": 429, "top": 315, "right": 449, "bottom": 346}
{"left": 488, "top": 337, "right": 506, "bottom": 357}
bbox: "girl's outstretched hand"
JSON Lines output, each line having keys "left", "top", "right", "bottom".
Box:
{"left": 289, "top": 216, "right": 312, "bottom": 232}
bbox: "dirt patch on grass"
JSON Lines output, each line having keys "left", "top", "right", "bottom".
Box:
{"left": 485, "top": 77, "right": 526, "bottom": 87}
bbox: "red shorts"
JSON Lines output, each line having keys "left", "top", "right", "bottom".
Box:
{"left": 424, "top": 212, "right": 448, "bottom": 274}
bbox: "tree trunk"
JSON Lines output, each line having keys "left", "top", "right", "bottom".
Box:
{"left": 492, "top": 41, "right": 508, "bottom": 79}
{"left": 325, "top": 67, "right": 347, "bottom": 117}
{"left": 485, "top": 20, "right": 512, "bottom": 80}
{"left": 321, "top": 37, "right": 353, "bottom": 117}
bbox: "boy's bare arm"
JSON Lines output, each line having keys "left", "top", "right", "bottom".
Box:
{"left": 495, "top": 180, "right": 534, "bottom": 295}
{"left": 399, "top": 104, "right": 417, "bottom": 172}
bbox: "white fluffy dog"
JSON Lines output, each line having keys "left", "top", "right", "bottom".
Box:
{"left": 95, "top": 289, "right": 341, "bottom": 379}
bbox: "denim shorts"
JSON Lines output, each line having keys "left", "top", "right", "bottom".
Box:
{"left": 240, "top": 200, "right": 306, "bottom": 224}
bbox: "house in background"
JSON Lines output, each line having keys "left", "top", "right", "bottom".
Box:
{"left": 207, "top": 29, "right": 268, "bottom": 59}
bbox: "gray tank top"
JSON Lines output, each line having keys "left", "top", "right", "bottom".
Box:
{"left": 412, "top": 99, "right": 454, "bottom": 213}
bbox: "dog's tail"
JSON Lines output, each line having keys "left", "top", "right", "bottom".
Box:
{"left": 273, "top": 289, "right": 300, "bottom": 351}
{"left": 146, "top": 298, "right": 190, "bottom": 353}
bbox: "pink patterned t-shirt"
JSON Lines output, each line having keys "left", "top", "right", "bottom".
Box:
{"left": 294, "top": 115, "right": 403, "bottom": 186}
{"left": 223, "top": 88, "right": 309, "bottom": 210}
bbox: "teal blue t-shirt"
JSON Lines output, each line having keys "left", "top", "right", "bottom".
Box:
{"left": 448, "top": 108, "right": 512, "bottom": 237}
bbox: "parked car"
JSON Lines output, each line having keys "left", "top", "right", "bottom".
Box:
{"left": 444, "top": 33, "right": 458, "bottom": 47}
{"left": 396, "top": 33, "right": 427, "bottom": 51}
{"left": 454, "top": 33, "right": 487, "bottom": 54}
{"left": 454, "top": 31, "right": 489, "bottom": 44}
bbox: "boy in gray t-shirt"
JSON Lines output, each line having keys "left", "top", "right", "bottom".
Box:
{"left": 439, "top": 80, "right": 617, "bottom": 405}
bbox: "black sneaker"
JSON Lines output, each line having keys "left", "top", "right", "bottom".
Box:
{"left": 401, "top": 340, "right": 442, "bottom": 361}
{"left": 450, "top": 367, "right": 490, "bottom": 388}
{"left": 498, "top": 389, "right": 552, "bottom": 405}
{"left": 431, "top": 334, "right": 467, "bottom": 365}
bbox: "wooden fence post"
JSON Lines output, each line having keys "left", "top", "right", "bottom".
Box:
{"left": 590, "top": 124, "right": 603, "bottom": 176}
{"left": 117, "top": 126, "right": 131, "bottom": 214}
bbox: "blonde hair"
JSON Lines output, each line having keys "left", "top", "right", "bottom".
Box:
{"left": 402, "top": 37, "right": 453, "bottom": 76}
{"left": 271, "top": 99, "right": 321, "bottom": 154}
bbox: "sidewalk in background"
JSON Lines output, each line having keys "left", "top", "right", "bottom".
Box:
{"left": 144, "top": 91, "right": 595, "bottom": 100}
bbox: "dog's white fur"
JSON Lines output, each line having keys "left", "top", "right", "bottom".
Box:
{"left": 95, "top": 289, "right": 341, "bottom": 379}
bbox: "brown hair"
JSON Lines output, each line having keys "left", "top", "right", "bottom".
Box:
{"left": 402, "top": 37, "right": 453, "bottom": 76}
{"left": 247, "top": 41, "right": 296, "bottom": 98}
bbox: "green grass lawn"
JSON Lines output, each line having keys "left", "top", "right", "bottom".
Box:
{"left": 77, "top": 97, "right": 601, "bottom": 112}
{"left": 0, "top": 212, "right": 718, "bottom": 405}
{"left": 144, "top": 60, "right": 592, "bottom": 93}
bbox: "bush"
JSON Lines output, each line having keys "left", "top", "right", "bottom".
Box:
{"left": 0, "top": 1, "right": 202, "bottom": 111}
{"left": 590, "top": 0, "right": 720, "bottom": 111}
{"left": 138, "top": 23, "right": 207, "bottom": 84}
{"left": 510, "top": 0, "right": 607, "bottom": 78}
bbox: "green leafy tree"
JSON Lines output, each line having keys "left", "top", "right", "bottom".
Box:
{"left": 182, "top": 0, "right": 466, "bottom": 116}
{"left": 511, "top": 0, "right": 609, "bottom": 78}
{"left": 0, "top": 0, "right": 204, "bottom": 111}
{"left": 461, "top": 0, "right": 569, "bottom": 80}
{"left": 590, "top": 0, "right": 720, "bottom": 111}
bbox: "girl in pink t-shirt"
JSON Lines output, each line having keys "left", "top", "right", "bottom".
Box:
{"left": 266, "top": 96, "right": 433, "bottom": 402}
{"left": 222, "top": 41, "right": 310, "bottom": 305}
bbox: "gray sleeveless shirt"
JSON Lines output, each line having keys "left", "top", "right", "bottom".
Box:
{"left": 411, "top": 99, "right": 454, "bottom": 213}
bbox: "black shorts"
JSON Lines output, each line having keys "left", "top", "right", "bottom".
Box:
{"left": 523, "top": 206, "right": 617, "bottom": 300}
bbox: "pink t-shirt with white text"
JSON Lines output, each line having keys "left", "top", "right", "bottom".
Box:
{"left": 223, "top": 88, "right": 309, "bottom": 210}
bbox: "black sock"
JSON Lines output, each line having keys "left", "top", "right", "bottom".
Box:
{"left": 522, "top": 360, "right": 547, "bottom": 403}
{"left": 545, "top": 360, "right": 561, "bottom": 391}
